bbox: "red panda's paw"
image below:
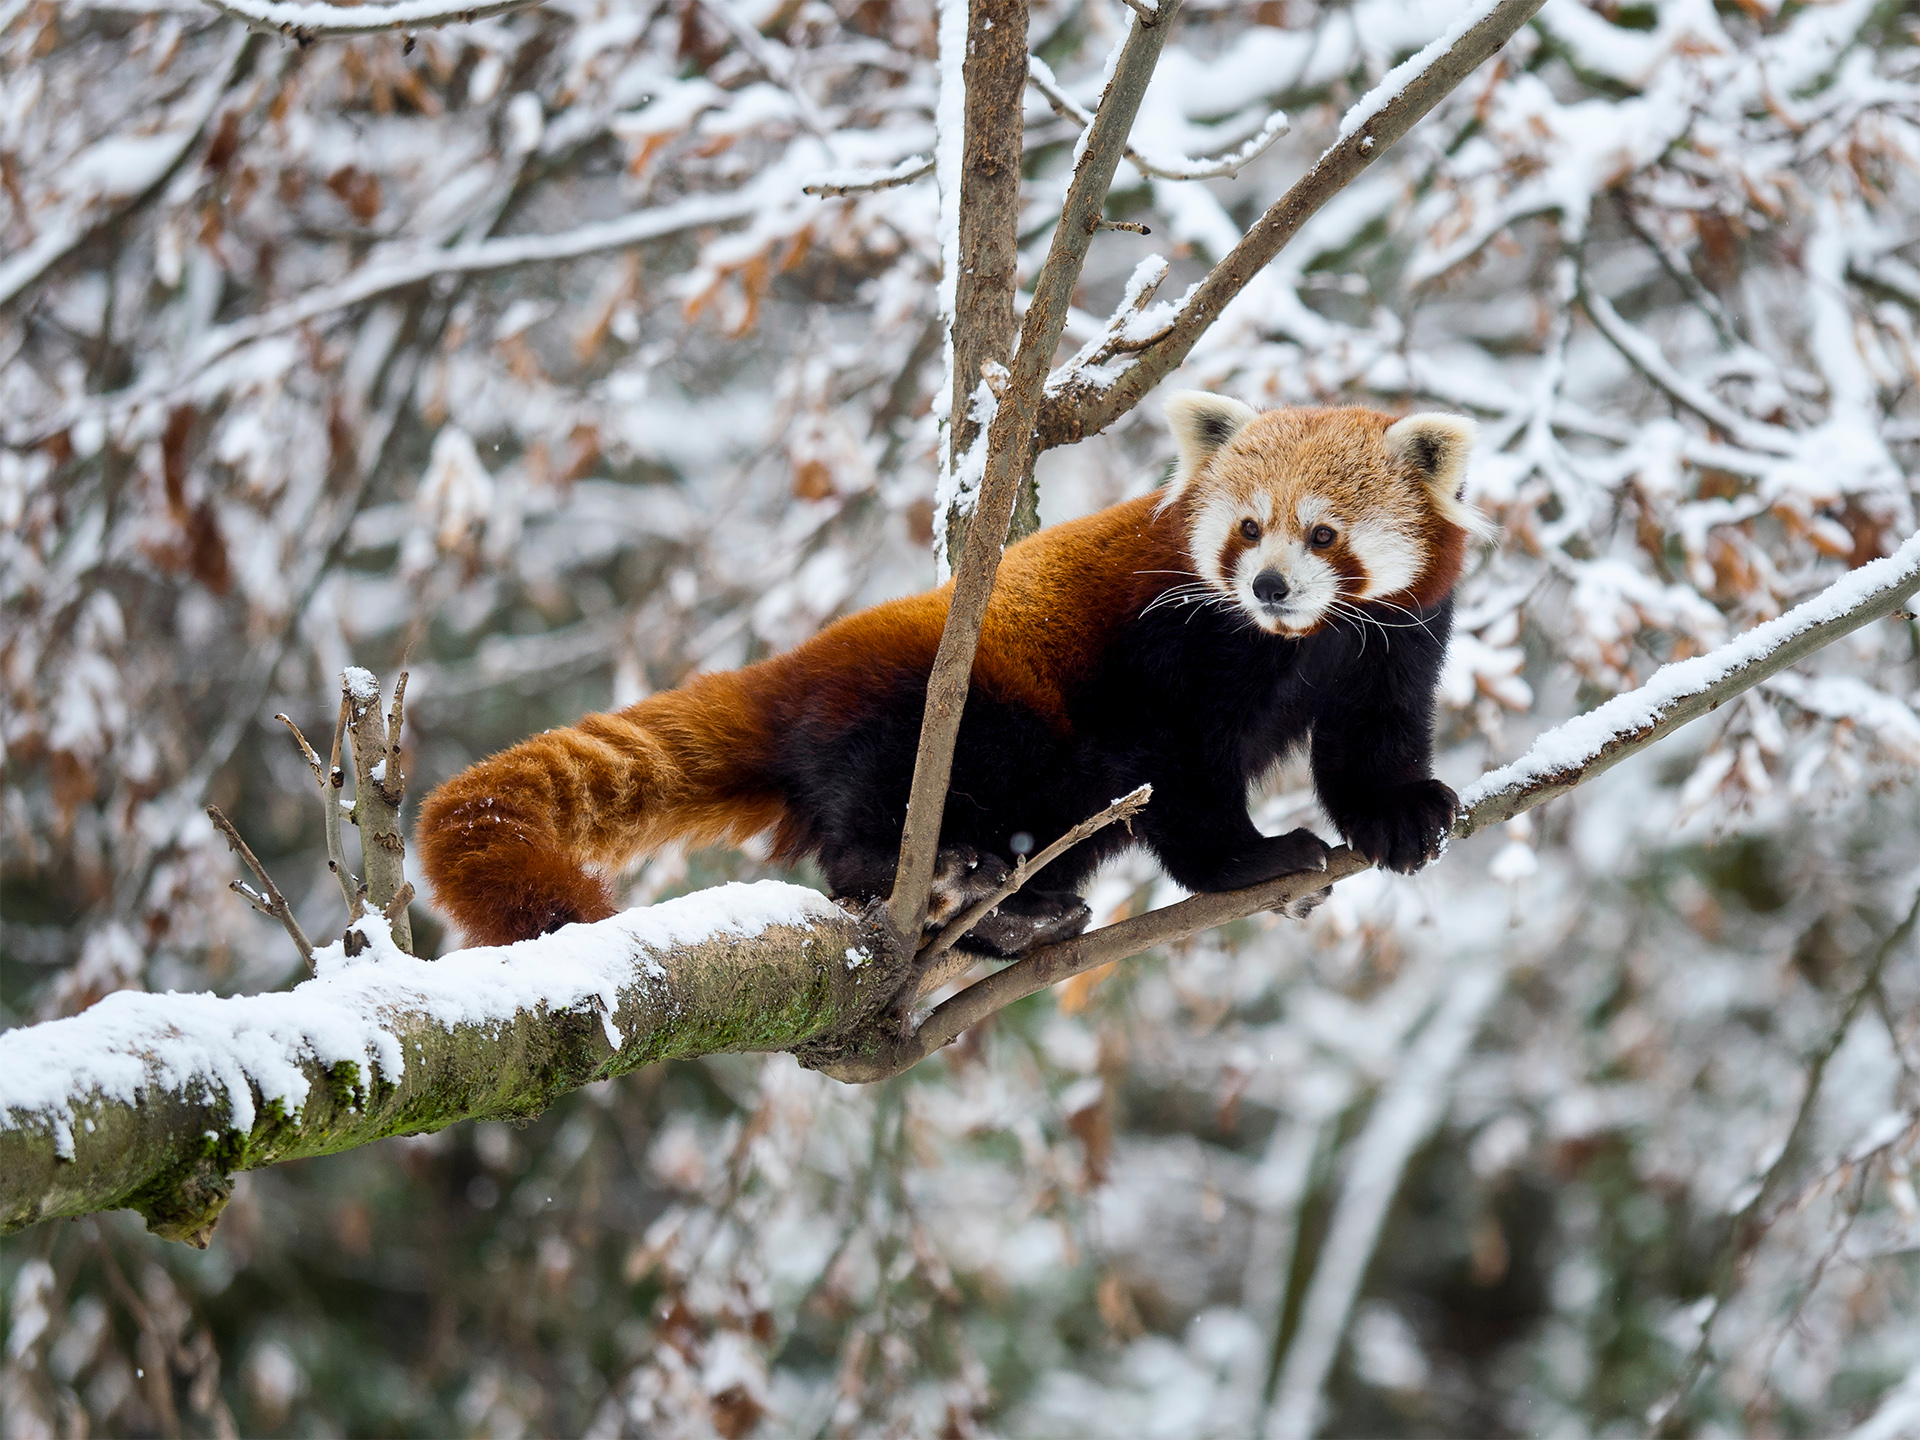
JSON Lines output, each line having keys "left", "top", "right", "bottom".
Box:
{"left": 963, "top": 890, "right": 1091, "bottom": 957}
{"left": 1276, "top": 884, "right": 1333, "bottom": 921}
{"left": 926, "top": 845, "right": 1013, "bottom": 924}
{"left": 1337, "top": 779, "right": 1458, "bottom": 874}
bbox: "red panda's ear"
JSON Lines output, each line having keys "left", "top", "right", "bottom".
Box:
{"left": 1162, "top": 391, "right": 1257, "bottom": 496}
{"left": 1385, "top": 412, "right": 1492, "bottom": 537}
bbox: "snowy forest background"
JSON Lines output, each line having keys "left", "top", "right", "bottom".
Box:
{"left": 5, "top": 0, "right": 1920, "bottom": 1434}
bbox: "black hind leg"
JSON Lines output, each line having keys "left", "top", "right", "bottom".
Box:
{"left": 819, "top": 842, "right": 1087, "bottom": 956}
{"left": 960, "top": 888, "right": 1091, "bottom": 957}
{"left": 819, "top": 841, "right": 1011, "bottom": 920}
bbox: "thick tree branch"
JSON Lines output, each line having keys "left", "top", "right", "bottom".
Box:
{"left": 1034, "top": 0, "right": 1547, "bottom": 450}
{"left": 887, "top": 0, "right": 1181, "bottom": 945}
{"left": 0, "top": 891, "right": 887, "bottom": 1244}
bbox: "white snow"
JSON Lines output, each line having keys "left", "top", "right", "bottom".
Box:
{"left": 1335, "top": 0, "right": 1507, "bottom": 142}
{"left": 1461, "top": 531, "right": 1920, "bottom": 814}
{"left": 342, "top": 666, "right": 380, "bottom": 703}
{"left": 0, "top": 883, "right": 839, "bottom": 1154}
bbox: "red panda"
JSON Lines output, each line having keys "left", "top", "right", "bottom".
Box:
{"left": 415, "top": 396, "right": 1485, "bottom": 954}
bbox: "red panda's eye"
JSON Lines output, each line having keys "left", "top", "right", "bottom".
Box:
{"left": 1310, "top": 525, "right": 1337, "bottom": 548}
{"left": 1240, "top": 518, "right": 1262, "bottom": 542}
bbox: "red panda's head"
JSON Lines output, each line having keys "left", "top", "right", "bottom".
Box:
{"left": 1158, "top": 393, "right": 1491, "bottom": 638}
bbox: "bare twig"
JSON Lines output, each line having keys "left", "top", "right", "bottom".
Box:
{"left": 1646, "top": 883, "right": 1920, "bottom": 1435}
{"left": 202, "top": 0, "right": 546, "bottom": 42}
{"left": 886, "top": 1, "right": 1182, "bottom": 948}
{"left": 1026, "top": 56, "right": 1290, "bottom": 183}
{"left": 918, "top": 784, "right": 1152, "bottom": 967}
{"left": 1035, "top": 0, "right": 1549, "bottom": 450}
{"left": 273, "top": 714, "right": 324, "bottom": 782}
{"left": 205, "top": 806, "right": 315, "bottom": 970}
{"left": 1581, "top": 283, "right": 1794, "bottom": 457}
{"left": 1113, "top": 0, "right": 1159, "bottom": 25}
{"left": 385, "top": 670, "right": 409, "bottom": 761}
{"left": 1093, "top": 217, "right": 1151, "bottom": 234}
{"left": 802, "top": 157, "right": 933, "bottom": 197}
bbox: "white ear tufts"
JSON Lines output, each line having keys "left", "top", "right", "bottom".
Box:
{"left": 1161, "top": 391, "right": 1258, "bottom": 500}
{"left": 1385, "top": 412, "right": 1492, "bottom": 537}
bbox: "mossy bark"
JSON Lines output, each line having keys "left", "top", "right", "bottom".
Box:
{"left": 0, "top": 908, "right": 888, "bottom": 1245}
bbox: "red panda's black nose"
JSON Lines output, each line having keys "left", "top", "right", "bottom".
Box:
{"left": 1252, "top": 570, "right": 1290, "bottom": 606}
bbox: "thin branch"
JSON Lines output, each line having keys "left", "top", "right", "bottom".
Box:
{"left": 201, "top": 0, "right": 545, "bottom": 41}
{"left": 1581, "top": 282, "right": 1795, "bottom": 457}
{"left": 205, "top": 806, "right": 315, "bottom": 970}
{"left": 19, "top": 183, "right": 777, "bottom": 446}
{"left": 0, "top": 31, "right": 251, "bottom": 311}
{"left": 1026, "top": 56, "right": 1290, "bottom": 182}
{"left": 802, "top": 156, "right": 933, "bottom": 197}
{"left": 940, "top": 0, "right": 1032, "bottom": 568}
{"left": 1646, "top": 882, "right": 1920, "bottom": 1435}
{"left": 917, "top": 784, "right": 1152, "bottom": 966}
{"left": 1034, "top": 0, "right": 1549, "bottom": 450}
{"left": 886, "top": 0, "right": 1182, "bottom": 946}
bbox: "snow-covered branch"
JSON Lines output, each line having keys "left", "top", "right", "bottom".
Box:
{"left": 22, "top": 182, "right": 780, "bottom": 444}
{"left": 201, "top": 0, "right": 546, "bottom": 42}
{"left": 1026, "top": 55, "right": 1289, "bottom": 183}
{"left": 0, "top": 889, "right": 881, "bottom": 1244}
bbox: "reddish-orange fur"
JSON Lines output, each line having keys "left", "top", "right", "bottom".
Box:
{"left": 417, "top": 494, "right": 1185, "bottom": 947}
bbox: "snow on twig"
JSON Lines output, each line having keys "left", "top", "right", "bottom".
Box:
{"left": 1459, "top": 529, "right": 1920, "bottom": 828}
{"left": 23, "top": 179, "right": 786, "bottom": 443}
{"left": 201, "top": 0, "right": 545, "bottom": 40}
{"left": 1026, "top": 55, "right": 1289, "bottom": 182}
{"left": 802, "top": 155, "right": 934, "bottom": 197}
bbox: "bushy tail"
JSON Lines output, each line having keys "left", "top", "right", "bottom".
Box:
{"left": 415, "top": 670, "right": 785, "bottom": 947}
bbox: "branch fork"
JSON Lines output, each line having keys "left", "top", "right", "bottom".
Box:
{"left": 219, "top": 669, "right": 419, "bottom": 964}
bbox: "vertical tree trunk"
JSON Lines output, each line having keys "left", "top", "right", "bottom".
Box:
{"left": 942, "top": 0, "right": 1031, "bottom": 572}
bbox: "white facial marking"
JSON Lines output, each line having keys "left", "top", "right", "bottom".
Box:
{"left": 1235, "top": 540, "right": 1338, "bottom": 634}
{"left": 1295, "top": 496, "right": 1332, "bottom": 527}
{"left": 1346, "top": 520, "right": 1422, "bottom": 599}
